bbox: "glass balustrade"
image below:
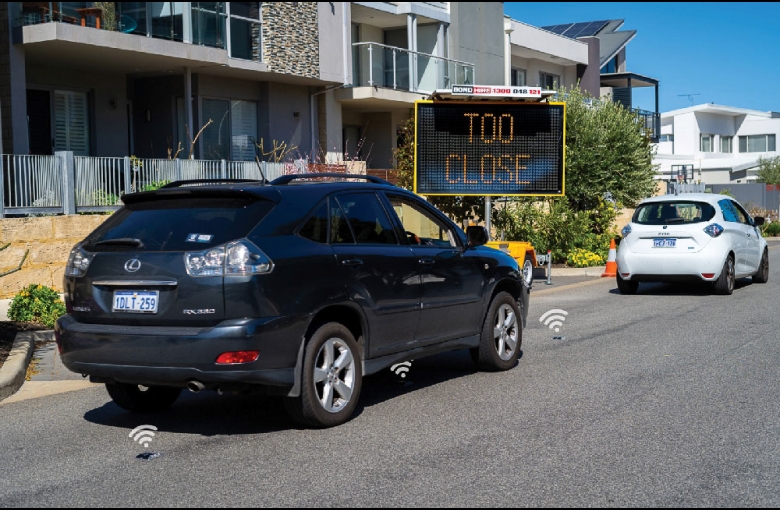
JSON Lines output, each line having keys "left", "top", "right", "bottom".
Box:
{"left": 352, "top": 42, "right": 474, "bottom": 94}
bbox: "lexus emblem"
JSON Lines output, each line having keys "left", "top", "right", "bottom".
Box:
{"left": 124, "top": 259, "right": 142, "bottom": 272}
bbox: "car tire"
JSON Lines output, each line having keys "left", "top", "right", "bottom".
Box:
{"left": 713, "top": 255, "right": 735, "bottom": 295}
{"left": 753, "top": 249, "right": 769, "bottom": 284}
{"left": 522, "top": 254, "right": 534, "bottom": 286}
{"left": 105, "top": 383, "right": 181, "bottom": 413}
{"left": 284, "top": 322, "right": 362, "bottom": 428}
{"left": 471, "top": 291, "right": 521, "bottom": 372}
{"left": 616, "top": 273, "right": 639, "bottom": 295}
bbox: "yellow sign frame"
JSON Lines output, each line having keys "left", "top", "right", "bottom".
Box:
{"left": 413, "top": 100, "right": 566, "bottom": 197}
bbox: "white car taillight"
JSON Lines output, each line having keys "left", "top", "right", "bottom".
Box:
{"left": 65, "top": 247, "right": 93, "bottom": 277}
{"left": 621, "top": 225, "right": 632, "bottom": 237}
{"left": 185, "top": 239, "right": 273, "bottom": 277}
{"left": 704, "top": 223, "right": 724, "bottom": 238}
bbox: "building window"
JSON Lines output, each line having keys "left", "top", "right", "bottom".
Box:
{"left": 192, "top": 2, "right": 226, "bottom": 48}
{"left": 539, "top": 72, "right": 559, "bottom": 89}
{"left": 738, "top": 134, "right": 776, "bottom": 153}
{"left": 720, "top": 135, "right": 732, "bottom": 153}
{"left": 189, "top": 98, "right": 258, "bottom": 161}
{"left": 511, "top": 68, "right": 526, "bottom": 87}
{"left": 228, "top": 2, "right": 262, "bottom": 61}
{"left": 26, "top": 88, "right": 90, "bottom": 156}
{"left": 660, "top": 134, "right": 674, "bottom": 143}
{"left": 603, "top": 56, "right": 618, "bottom": 74}
{"left": 700, "top": 134, "right": 714, "bottom": 153}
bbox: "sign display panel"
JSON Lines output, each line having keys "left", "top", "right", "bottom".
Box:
{"left": 414, "top": 101, "right": 565, "bottom": 196}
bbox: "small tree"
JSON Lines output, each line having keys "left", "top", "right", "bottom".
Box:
{"left": 756, "top": 155, "right": 780, "bottom": 184}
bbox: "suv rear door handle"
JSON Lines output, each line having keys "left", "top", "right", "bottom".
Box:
{"left": 341, "top": 258, "right": 363, "bottom": 267}
{"left": 418, "top": 258, "right": 435, "bottom": 265}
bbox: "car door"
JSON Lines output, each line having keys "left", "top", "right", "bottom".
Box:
{"left": 718, "top": 199, "right": 749, "bottom": 275}
{"left": 330, "top": 192, "right": 421, "bottom": 358}
{"left": 732, "top": 200, "right": 762, "bottom": 274}
{"left": 383, "top": 192, "right": 486, "bottom": 345}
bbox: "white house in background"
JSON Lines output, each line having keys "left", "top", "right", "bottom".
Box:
{"left": 654, "top": 104, "right": 780, "bottom": 184}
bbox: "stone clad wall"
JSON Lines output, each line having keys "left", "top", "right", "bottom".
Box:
{"left": 0, "top": 216, "right": 108, "bottom": 298}
{"left": 262, "top": 2, "right": 319, "bottom": 78}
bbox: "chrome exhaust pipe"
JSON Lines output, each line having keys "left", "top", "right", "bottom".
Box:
{"left": 187, "top": 380, "right": 206, "bottom": 393}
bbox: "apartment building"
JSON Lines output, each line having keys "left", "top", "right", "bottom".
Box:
{"left": 654, "top": 104, "right": 780, "bottom": 184}
{"left": 0, "top": 3, "right": 658, "bottom": 173}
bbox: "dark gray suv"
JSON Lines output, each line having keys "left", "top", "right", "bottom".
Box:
{"left": 56, "top": 174, "right": 530, "bottom": 427}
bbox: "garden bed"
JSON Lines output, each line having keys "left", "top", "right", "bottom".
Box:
{"left": 0, "top": 321, "right": 50, "bottom": 370}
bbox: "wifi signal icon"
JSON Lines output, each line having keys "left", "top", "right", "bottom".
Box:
{"left": 539, "top": 309, "right": 568, "bottom": 332}
{"left": 129, "top": 425, "right": 158, "bottom": 448}
{"left": 390, "top": 361, "right": 412, "bottom": 379}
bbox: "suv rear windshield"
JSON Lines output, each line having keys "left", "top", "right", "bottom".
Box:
{"left": 633, "top": 201, "right": 716, "bottom": 225}
{"left": 85, "top": 197, "right": 274, "bottom": 251}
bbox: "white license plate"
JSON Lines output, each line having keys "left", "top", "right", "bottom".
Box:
{"left": 653, "top": 238, "right": 677, "bottom": 248}
{"left": 113, "top": 291, "right": 159, "bottom": 313}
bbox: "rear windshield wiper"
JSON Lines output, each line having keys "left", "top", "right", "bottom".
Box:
{"left": 92, "top": 238, "right": 146, "bottom": 248}
{"left": 664, "top": 218, "right": 686, "bottom": 224}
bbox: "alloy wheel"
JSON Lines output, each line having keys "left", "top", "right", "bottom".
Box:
{"left": 493, "top": 304, "right": 519, "bottom": 361}
{"left": 313, "top": 337, "right": 356, "bottom": 413}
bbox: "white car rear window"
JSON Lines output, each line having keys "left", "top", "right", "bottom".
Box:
{"left": 633, "top": 201, "right": 716, "bottom": 225}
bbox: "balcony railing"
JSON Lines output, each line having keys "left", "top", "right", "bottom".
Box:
{"left": 634, "top": 108, "right": 660, "bottom": 142}
{"left": 16, "top": 2, "right": 262, "bottom": 62}
{"left": 352, "top": 42, "right": 474, "bottom": 94}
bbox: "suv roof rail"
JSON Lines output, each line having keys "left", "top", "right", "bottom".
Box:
{"left": 160, "top": 179, "right": 265, "bottom": 189}
{"left": 270, "top": 173, "right": 393, "bottom": 186}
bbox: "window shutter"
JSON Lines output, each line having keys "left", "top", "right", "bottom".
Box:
{"left": 53, "top": 91, "right": 89, "bottom": 156}
{"left": 230, "top": 100, "right": 258, "bottom": 161}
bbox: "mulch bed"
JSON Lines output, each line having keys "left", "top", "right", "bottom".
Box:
{"left": 0, "top": 321, "right": 51, "bottom": 370}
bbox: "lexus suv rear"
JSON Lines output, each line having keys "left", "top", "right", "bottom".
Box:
{"left": 56, "top": 174, "right": 530, "bottom": 427}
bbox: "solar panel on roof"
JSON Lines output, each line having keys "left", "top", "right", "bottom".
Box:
{"left": 541, "top": 20, "right": 610, "bottom": 39}
{"left": 543, "top": 24, "right": 571, "bottom": 35}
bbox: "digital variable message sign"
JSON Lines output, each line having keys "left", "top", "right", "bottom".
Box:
{"left": 414, "top": 101, "right": 565, "bottom": 196}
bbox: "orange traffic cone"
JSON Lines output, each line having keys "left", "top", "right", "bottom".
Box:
{"left": 602, "top": 238, "right": 617, "bottom": 277}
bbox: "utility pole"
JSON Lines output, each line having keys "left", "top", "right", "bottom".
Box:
{"left": 678, "top": 93, "right": 700, "bottom": 107}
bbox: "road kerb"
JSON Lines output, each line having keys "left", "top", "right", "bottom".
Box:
{"left": 0, "top": 332, "right": 35, "bottom": 402}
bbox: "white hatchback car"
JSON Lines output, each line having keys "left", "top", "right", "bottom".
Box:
{"left": 616, "top": 193, "right": 768, "bottom": 295}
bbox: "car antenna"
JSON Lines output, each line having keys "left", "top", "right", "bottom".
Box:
{"left": 254, "top": 155, "right": 268, "bottom": 185}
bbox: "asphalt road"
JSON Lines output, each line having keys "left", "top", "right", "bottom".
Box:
{"left": 1, "top": 253, "right": 779, "bottom": 507}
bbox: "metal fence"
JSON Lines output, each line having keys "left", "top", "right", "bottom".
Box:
{"left": 1, "top": 152, "right": 304, "bottom": 218}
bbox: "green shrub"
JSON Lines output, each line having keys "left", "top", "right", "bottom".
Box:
{"left": 8, "top": 284, "right": 66, "bottom": 327}
{"left": 566, "top": 248, "right": 605, "bottom": 268}
{"left": 91, "top": 190, "right": 120, "bottom": 206}
{"left": 142, "top": 180, "right": 171, "bottom": 191}
{"left": 762, "top": 221, "right": 780, "bottom": 237}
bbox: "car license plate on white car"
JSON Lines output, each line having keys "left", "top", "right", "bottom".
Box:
{"left": 653, "top": 238, "right": 676, "bottom": 248}
{"left": 113, "top": 291, "right": 159, "bottom": 313}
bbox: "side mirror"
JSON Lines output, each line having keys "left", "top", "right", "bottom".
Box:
{"left": 466, "top": 226, "right": 488, "bottom": 247}
{"left": 754, "top": 216, "right": 765, "bottom": 226}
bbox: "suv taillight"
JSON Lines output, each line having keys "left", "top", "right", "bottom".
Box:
{"left": 185, "top": 239, "right": 273, "bottom": 277}
{"left": 65, "top": 247, "right": 93, "bottom": 277}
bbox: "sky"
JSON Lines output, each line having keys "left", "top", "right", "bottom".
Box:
{"left": 503, "top": 2, "right": 780, "bottom": 114}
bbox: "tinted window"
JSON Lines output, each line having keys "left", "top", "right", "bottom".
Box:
{"left": 634, "top": 201, "right": 716, "bottom": 225}
{"left": 298, "top": 201, "right": 328, "bottom": 243}
{"left": 335, "top": 193, "right": 398, "bottom": 245}
{"left": 330, "top": 198, "right": 355, "bottom": 244}
{"left": 730, "top": 201, "right": 751, "bottom": 225}
{"left": 87, "top": 197, "right": 273, "bottom": 251}
{"left": 386, "top": 194, "right": 456, "bottom": 247}
{"left": 718, "top": 199, "right": 740, "bottom": 223}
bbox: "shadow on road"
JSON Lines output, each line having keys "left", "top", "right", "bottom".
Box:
{"left": 82, "top": 349, "right": 521, "bottom": 435}
{"left": 607, "top": 278, "right": 755, "bottom": 296}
